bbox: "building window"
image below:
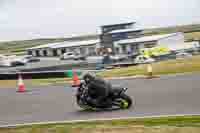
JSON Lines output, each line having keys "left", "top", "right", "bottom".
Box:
{"left": 69, "top": 48, "right": 75, "bottom": 53}
{"left": 130, "top": 45, "right": 134, "bottom": 52}
{"left": 36, "top": 50, "right": 40, "bottom": 56}
{"left": 80, "top": 47, "right": 86, "bottom": 55}
{"left": 61, "top": 49, "right": 66, "bottom": 54}
{"left": 122, "top": 45, "right": 127, "bottom": 53}
{"left": 53, "top": 49, "right": 58, "bottom": 56}
{"left": 115, "top": 47, "right": 120, "bottom": 54}
{"left": 74, "top": 48, "right": 80, "bottom": 55}
{"left": 28, "top": 51, "right": 32, "bottom": 55}
{"left": 130, "top": 44, "right": 139, "bottom": 53}
{"left": 88, "top": 47, "right": 96, "bottom": 56}
{"left": 43, "top": 50, "right": 47, "bottom": 56}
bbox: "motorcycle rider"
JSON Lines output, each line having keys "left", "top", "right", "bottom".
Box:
{"left": 83, "top": 73, "right": 112, "bottom": 108}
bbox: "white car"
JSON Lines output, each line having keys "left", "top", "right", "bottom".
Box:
{"left": 60, "top": 52, "right": 75, "bottom": 60}
{"left": 110, "top": 54, "right": 128, "bottom": 62}
{"left": 9, "top": 55, "right": 28, "bottom": 65}
{"left": 73, "top": 54, "right": 86, "bottom": 60}
{"left": 176, "top": 52, "right": 192, "bottom": 59}
{"left": 134, "top": 55, "right": 155, "bottom": 64}
{"left": 0, "top": 55, "right": 27, "bottom": 67}
{"left": 23, "top": 55, "right": 40, "bottom": 62}
{"left": 0, "top": 55, "right": 12, "bottom": 67}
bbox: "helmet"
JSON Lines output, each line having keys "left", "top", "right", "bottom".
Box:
{"left": 83, "top": 72, "right": 95, "bottom": 84}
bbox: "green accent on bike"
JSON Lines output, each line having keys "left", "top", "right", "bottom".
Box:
{"left": 119, "top": 99, "right": 129, "bottom": 109}
{"left": 82, "top": 105, "right": 96, "bottom": 111}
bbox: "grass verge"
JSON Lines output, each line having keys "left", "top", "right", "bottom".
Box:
{"left": 1, "top": 55, "right": 200, "bottom": 87}
{"left": 98, "top": 55, "right": 200, "bottom": 77}
{"left": 0, "top": 78, "right": 72, "bottom": 88}
{"left": 1, "top": 115, "right": 200, "bottom": 133}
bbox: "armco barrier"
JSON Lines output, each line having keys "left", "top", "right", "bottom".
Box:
{"left": 0, "top": 71, "right": 73, "bottom": 80}
{"left": 19, "top": 62, "right": 98, "bottom": 72}
{"left": 0, "top": 70, "right": 103, "bottom": 80}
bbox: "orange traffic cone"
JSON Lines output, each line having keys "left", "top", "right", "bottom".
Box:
{"left": 17, "top": 74, "right": 26, "bottom": 92}
{"left": 72, "top": 70, "right": 80, "bottom": 87}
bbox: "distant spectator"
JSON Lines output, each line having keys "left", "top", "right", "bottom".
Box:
{"left": 128, "top": 50, "right": 132, "bottom": 55}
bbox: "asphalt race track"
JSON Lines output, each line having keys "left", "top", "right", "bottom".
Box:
{"left": 0, "top": 73, "right": 200, "bottom": 126}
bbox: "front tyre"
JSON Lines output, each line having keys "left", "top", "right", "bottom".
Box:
{"left": 118, "top": 93, "right": 132, "bottom": 109}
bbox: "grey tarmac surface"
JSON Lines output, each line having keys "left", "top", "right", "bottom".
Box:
{"left": 0, "top": 72, "right": 200, "bottom": 126}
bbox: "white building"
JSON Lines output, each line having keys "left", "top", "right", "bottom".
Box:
{"left": 114, "top": 32, "right": 185, "bottom": 54}
{"left": 27, "top": 39, "right": 100, "bottom": 57}
{"left": 27, "top": 32, "right": 199, "bottom": 57}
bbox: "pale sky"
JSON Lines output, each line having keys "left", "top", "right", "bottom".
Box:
{"left": 0, "top": 0, "right": 200, "bottom": 41}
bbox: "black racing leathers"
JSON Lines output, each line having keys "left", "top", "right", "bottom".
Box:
{"left": 86, "top": 77, "right": 112, "bottom": 107}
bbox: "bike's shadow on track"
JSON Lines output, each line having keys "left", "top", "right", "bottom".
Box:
{"left": 75, "top": 107, "right": 127, "bottom": 114}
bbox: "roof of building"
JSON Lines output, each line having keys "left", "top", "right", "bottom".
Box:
{"left": 116, "top": 32, "right": 182, "bottom": 44}
{"left": 27, "top": 42, "right": 62, "bottom": 50}
{"left": 101, "top": 22, "right": 135, "bottom": 28}
{"left": 108, "top": 28, "right": 143, "bottom": 34}
{"left": 27, "top": 39, "right": 100, "bottom": 50}
{"left": 51, "top": 39, "right": 100, "bottom": 49}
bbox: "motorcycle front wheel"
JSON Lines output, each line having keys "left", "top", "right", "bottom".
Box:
{"left": 115, "top": 93, "right": 132, "bottom": 109}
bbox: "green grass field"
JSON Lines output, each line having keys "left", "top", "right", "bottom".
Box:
{"left": 185, "top": 32, "right": 200, "bottom": 41}
{"left": 144, "top": 24, "right": 200, "bottom": 36}
{"left": 98, "top": 55, "right": 200, "bottom": 77}
{"left": 1, "top": 116, "right": 200, "bottom": 133}
{"left": 0, "top": 38, "right": 67, "bottom": 55}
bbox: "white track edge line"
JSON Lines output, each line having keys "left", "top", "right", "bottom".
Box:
{"left": 0, "top": 114, "right": 200, "bottom": 128}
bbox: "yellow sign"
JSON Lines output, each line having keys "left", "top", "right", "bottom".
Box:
{"left": 140, "top": 46, "right": 170, "bottom": 57}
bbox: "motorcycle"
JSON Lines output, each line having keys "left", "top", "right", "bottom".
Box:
{"left": 76, "top": 81, "right": 132, "bottom": 110}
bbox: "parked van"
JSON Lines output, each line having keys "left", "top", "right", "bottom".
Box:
{"left": 60, "top": 52, "right": 86, "bottom": 60}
